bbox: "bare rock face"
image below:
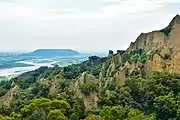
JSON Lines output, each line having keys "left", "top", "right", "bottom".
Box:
{"left": 127, "top": 61, "right": 141, "bottom": 74}
{"left": 114, "top": 61, "right": 145, "bottom": 87}
{"left": 169, "top": 14, "right": 180, "bottom": 26}
{"left": 169, "top": 16, "right": 180, "bottom": 52}
{"left": 40, "top": 78, "right": 61, "bottom": 94}
{"left": 100, "top": 15, "right": 180, "bottom": 88}
{"left": 160, "top": 46, "right": 171, "bottom": 59}
{"left": 127, "top": 31, "right": 168, "bottom": 53}
{"left": 115, "top": 68, "right": 126, "bottom": 87}
{"left": 100, "top": 59, "right": 111, "bottom": 78}
{"left": 168, "top": 51, "right": 180, "bottom": 73}
{"left": 127, "top": 15, "right": 180, "bottom": 54}
{"left": 75, "top": 72, "right": 99, "bottom": 110}
{"left": 100, "top": 54, "right": 122, "bottom": 78}
{"left": 124, "top": 14, "right": 180, "bottom": 75}
{"left": 145, "top": 54, "right": 166, "bottom": 72}
{"left": 106, "top": 59, "right": 116, "bottom": 76}
{"left": 75, "top": 72, "right": 97, "bottom": 85}
{"left": 83, "top": 92, "right": 99, "bottom": 111}
{"left": 103, "top": 14, "right": 180, "bottom": 87}
{"left": 0, "top": 85, "right": 20, "bottom": 106}
{"left": 144, "top": 51, "right": 180, "bottom": 74}
{"left": 113, "top": 54, "right": 122, "bottom": 65}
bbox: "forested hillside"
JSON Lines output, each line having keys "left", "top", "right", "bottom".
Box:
{"left": 0, "top": 15, "right": 180, "bottom": 120}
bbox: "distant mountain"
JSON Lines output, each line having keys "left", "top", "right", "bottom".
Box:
{"left": 24, "top": 49, "right": 80, "bottom": 57}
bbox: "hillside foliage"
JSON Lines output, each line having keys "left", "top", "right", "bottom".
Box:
{"left": 0, "top": 53, "right": 180, "bottom": 120}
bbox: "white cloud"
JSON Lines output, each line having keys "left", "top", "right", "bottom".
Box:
{"left": 0, "top": 0, "right": 179, "bottom": 53}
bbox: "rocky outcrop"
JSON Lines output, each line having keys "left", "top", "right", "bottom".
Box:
{"left": 40, "top": 78, "right": 61, "bottom": 94}
{"left": 127, "top": 31, "right": 168, "bottom": 53}
{"left": 83, "top": 92, "right": 99, "bottom": 110}
{"left": 106, "top": 60, "right": 116, "bottom": 76}
{"left": 0, "top": 84, "right": 20, "bottom": 106}
{"left": 100, "top": 15, "right": 180, "bottom": 87}
{"left": 114, "top": 60, "right": 145, "bottom": 86}
{"left": 127, "top": 14, "right": 180, "bottom": 54}
{"left": 144, "top": 51, "right": 180, "bottom": 74}
{"left": 76, "top": 15, "right": 180, "bottom": 101}
{"left": 108, "top": 50, "right": 114, "bottom": 58}
{"left": 75, "top": 72, "right": 99, "bottom": 110}
{"left": 125, "top": 61, "right": 142, "bottom": 74}
{"left": 145, "top": 54, "right": 166, "bottom": 73}
{"left": 160, "top": 46, "right": 171, "bottom": 59}
{"left": 115, "top": 68, "right": 126, "bottom": 87}
{"left": 168, "top": 15, "right": 180, "bottom": 51}
{"left": 113, "top": 54, "right": 122, "bottom": 65}
{"left": 100, "top": 54, "right": 122, "bottom": 78}
{"left": 75, "top": 72, "right": 97, "bottom": 85}
{"left": 123, "top": 14, "right": 180, "bottom": 75}
{"left": 167, "top": 51, "right": 180, "bottom": 73}
{"left": 100, "top": 59, "right": 111, "bottom": 78}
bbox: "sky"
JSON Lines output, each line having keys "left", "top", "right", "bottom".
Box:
{"left": 0, "top": 0, "right": 180, "bottom": 53}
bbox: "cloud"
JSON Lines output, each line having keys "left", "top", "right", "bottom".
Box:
{"left": 0, "top": 0, "right": 179, "bottom": 53}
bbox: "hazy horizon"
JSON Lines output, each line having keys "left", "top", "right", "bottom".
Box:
{"left": 0, "top": 0, "right": 180, "bottom": 53}
{"left": 0, "top": 48, "right": 107, "bottom": 55}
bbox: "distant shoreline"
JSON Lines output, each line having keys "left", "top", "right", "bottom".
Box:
{"left": 0, "top": 54, "right": 89, "bottom": 81}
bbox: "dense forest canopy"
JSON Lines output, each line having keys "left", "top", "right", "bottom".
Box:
{"left": 0, "top": 53, "right": 180, "bottom": 120}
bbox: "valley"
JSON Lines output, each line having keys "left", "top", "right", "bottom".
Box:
{"left": 0, "top": 50, "right": 88, "bottom": 81}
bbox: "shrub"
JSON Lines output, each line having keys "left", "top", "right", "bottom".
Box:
{"left": 79, "top": 83, "right": 98, "bottom": 94}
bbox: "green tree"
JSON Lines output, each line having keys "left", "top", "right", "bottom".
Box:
{"left": 48, "top": 109, "right": 68, "bottom": 120}
{"left": 86, "top": 114, "right": 104, "bottom": 120}
{"left": 126, "top": 109, "right": 155, "bottom": 120}
{"left": 20, "top": 98, "right": 71, "bottom": 119}
{"left": 0, "top": 116, "right": 14, "bottom": 120}
{"left": 50, "top": 100, "right": 71, "bottom": 115}
{"left": 79, "top": 83, "right": 98, "bottom": 94}
{"left": 100, "top": 106, "right": 126, "bottom": 120}
{"left": 153, "top": 92, "right": 179, "bottom": 119}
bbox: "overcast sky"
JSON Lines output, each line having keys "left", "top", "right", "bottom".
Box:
{"left": 0, "top": 0, "right": 180, "bottom": 53}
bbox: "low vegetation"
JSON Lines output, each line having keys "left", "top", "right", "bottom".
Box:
{"left": 0, "top": 66, "right": 180, "bottom": 120}
{"left": 0, "top": 50, "right": 180, "bottom": 120}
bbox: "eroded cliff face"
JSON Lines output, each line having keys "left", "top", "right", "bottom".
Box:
{"left": 99, "top": 14, "right": 180, "bottom": 87}
{"left": 114, "top": 67, "right": 126, "bottom": 87}
{"left": 75, "top": 72, "right": 98, "bottom": 85}
{"left": 74, "top": 72, "right": 99, "bottom": 110}
{"left": 144, "top": 51, "right": 180, "bottom": 74}
{"left": 164, "top": 14, "right": 180, "bottom": 51}
{"left": 99, "top": 53, "right": 127, "bottom": 87}
{"left": 0, "top": 84, "right": 20, "bottom": 106}
{"left": 145, "top": 54, "right": 166, "bottom": 73}
{"left": 127, "top": 31, "right": 168, "bottom": 53}
{"left": 100, "top": 54, "right": 122, "bottom": 77}
{"left": 168, "top": 51, "right": 180, "bottom": 73}
{"left": 127, "top": 14, "right": 180, "bottom": 54}
{"left": 126, "top": 15, "right": 180, "bottom": 74}
{"left": 40, "top": 78, "right": 61, "bottom": 94}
